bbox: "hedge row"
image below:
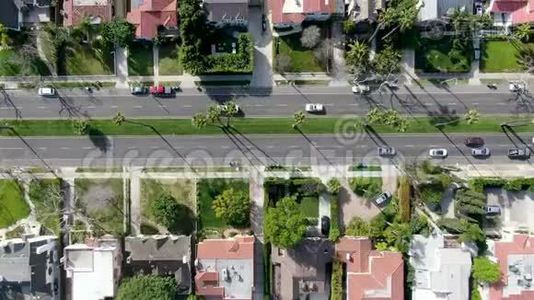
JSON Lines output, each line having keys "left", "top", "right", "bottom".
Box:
{"left": 330, "top": 260, "right": 343, "bottom": 300}
{"left": 469, "top": 177, "right": 534, "bottom": 193}
{"left": 329, "top": 192, "right": 341, "bottom": 242}
{"left": 206, "top": 33, "right": 254, "bottom": 73}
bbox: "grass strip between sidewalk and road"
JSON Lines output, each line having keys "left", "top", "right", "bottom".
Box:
{"left": 0, "top": 116, "right": 532, "bottom": 136}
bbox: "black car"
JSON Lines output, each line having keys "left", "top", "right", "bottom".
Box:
{"left": 130, "top": 86, "right": 148, "bottom": 95}
{"left": 262, "top": 14, "right": 267, "bottom": 32}
{"left": 321, "top": 216, "right": 330, "bottom": 235}
{"left": 464, "top": 137, "right": 484, "bottom": 147}
{"left": 378, "top": 147, "right": 396, "bottom": 157}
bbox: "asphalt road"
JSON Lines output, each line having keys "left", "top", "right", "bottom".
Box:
{"left": 0, "top": 85, "right": 531, "bottom": 119}
{"left": 2, "top": 133, "right": 534, "bottom": 167}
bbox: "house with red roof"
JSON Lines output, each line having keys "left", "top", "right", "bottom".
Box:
{"left": 489, "top": 0, "right": 534, "bottom": 27}
{"left": 195, "top": 235, "right": 255, "bottom": 299}
{"left": 490, "top": 234, "right": 534, "bottom": 300}
{"left": 336, "top": 237, "right": 404, "bottom": 300}
{"left": 269, "top": 0, "right": 340, "bottom": 34}
{"left": 63, "top": 0, "right": 113, "bottom": 26}
{"left": 127, "top": 0, "right": 178, "bottom": 40}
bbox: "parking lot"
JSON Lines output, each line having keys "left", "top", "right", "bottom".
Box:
{"left": 485, "top": 188, "right": 534, "bottom": 232}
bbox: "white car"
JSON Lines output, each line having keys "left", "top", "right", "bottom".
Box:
{"left": 305, "top": 103, "right": 324, "bottom": 113}
{"left": 218, "top": 103, "right": 240, "bottom": 114}
{"left": 509, "top": 82, "right": 526, "bottom": 92}
{"left": 352, "top": 84, "right": 370, "bottom": 94}
{"left": 38, "top": 87, "right": 57, "bottom": 97}
{"left": 429, "top": 148, "right": 448, "bottom": 158}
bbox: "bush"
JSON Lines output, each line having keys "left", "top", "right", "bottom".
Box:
{"left": 330, "top": 260, "right": 343, "bottom": 300}
{"left": 437, "top": 218, "right": 464, "bottom": 233}
{"left": 329, "top": 193, "right": 341, "bottom": 242}
{"left": 212, "top": 188, "right": 251, "bottom": 228}
{"left": 346, "top": 216, "right": 370, "bottom": 236}
{"left": 411, "top": 214, "right": 430, "bottom": 236}
{"left": 207, "top": 33, "right": 254, "bottom": 73}
{"left": 350, "top": 177, "right": 382, "bottom": 199}
{"left": 419, "top": 182, "right": 444, "bottom": 211}
{"left": 421, "top": 160, "right": 443, "bottom": 174}
{"left": 472, "top": 256, "right": 501, "bottom": 284}
{"left": 117, "top": 275, "right": 176, "bottom": 300}
{"left": 343, "top": 20, "right": 357, "bottom": 35}
{"left": 327, "top": 178, "right": 341, "bottom": 195}
{"left": 398, "top": 176, "right": 411, "bottom": 222}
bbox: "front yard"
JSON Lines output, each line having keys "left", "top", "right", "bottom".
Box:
{"left": 274, "top": 33, "right": 325, "bottom": 72}
{"left": 65, "top": 43, "right": 114, "bottom": 75}
{"left": 128, "top": 41, "right": 154, "bottom": 76}
{"left": 263, "top": 177, "right": 323, "bottom": 219}
{"left": 158, "top": 42, "right": 182, "bottom": 75}
{"left": 0, "top": 180, "right": 29, "bottom": 228}
{"left": 29, "top": 179, "right": 62, "bottom": 235}
{"left": 480, "top": 40, "right": 530, "bottom": 73}
{"left": 415, "top": 36, "right": 472, "bottom": 73}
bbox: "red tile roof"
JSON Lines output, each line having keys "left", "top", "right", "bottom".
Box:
{"left": 127, "top": 0, "right": 178, "bottom": 39}
{"left": 195, "top": 271, "right": 225, "bottom": 296}
{"left": 490, "top": 0, "right": 534, "bottom": 24}
{"left": 490, "top": 234, "right": 534, "bottom": 300}
{"left": 197, "top": 236, "right": 255, "bottom": 260}
{"left": 269, "top": 0, "right": 336, "bottom": 24}
{"left": 336, "top": 237, "right": 404, "bottom": 300}
{"left": 63, "top": 0, "right": 113, "bottom": 27}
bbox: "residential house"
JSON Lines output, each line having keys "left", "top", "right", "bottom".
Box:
{"left": 269, "top": 0, "right": 341, "bottom": 33}
{"left": 204, "top": 0, "right": 249, "bottom": 28}
{"left": 0, "top": 0, "right": 53, "bottom": 30}
{"left": 409, "top": 233, "right": 473, "bottom": 300}
{"left": 124, "top": 235, "right": 192, "bottom": 295}
{"left": 335, "top": 237, "right": 403, "bottom": 300}
{"left": 194, "top": 235, "right": 255, "bottom": 299}
{"left": 63, "top": 235, "right": 122, "bottom": 300}
{"left": 0, "top": 235, "right": 60, "bottom": 300}
{"left": 127, "top": 0, "right": 178, "bottom": 40}
{"left": 272, "top": 238, "right": 334, "bottom": 300}
{"left": 489, "top": 234, "right": 534, "bottom": 300}
{"left": 489, "top": 0, "right": 534, "bottom": 27}
{"left": 63, "top": 0, "right": 113, "bottom": 26}
{"left": 418, "top": 0, "right": 473, "bottom": 21}
{"left": 347, "top": 0, "right": 385, "bottom": 23}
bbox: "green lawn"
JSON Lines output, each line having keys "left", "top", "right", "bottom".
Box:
{"left": 159, "top": 43, "right": 183, "bottom": 75}
{"left": 140, "top": 178, "right": 196, "bottom": 235}
{"left": 480, "top": 40, "right": 530, "bottom": 73}
{"left": 415, "top": 36, "right": 471, "bottom": 73}
{"left": 128, "top": 42, "right": 154, "bottom": 76}
{"left": 275, "top": 34, "right": 325, "bottom": 72}
{"left": 75, "top": 178, "right": 125, "bottom": 235}
{"left": 197, "top": 179, "right": 249, "bottom": 229}
{"left": 29, "top": 179, "right": 62, "bottom": 235}
{"left": 300, "top": 196, "right": 319, "bottom": 218}
{"left": 66, "top": 44, "right": 114, "bottom": 75}
{"left": 0, "top": 49, "right": 50, "bottom": 76}
{"left": 2, "top": 116, "right": 534, "bottom": 137}
{"left": 0, "top": 180, "right": 30, "bottom": 228}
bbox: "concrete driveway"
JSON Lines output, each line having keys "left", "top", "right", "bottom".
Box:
{"left": 485, "top": 188, "right": 534, "bottom": 231}
{"left": 248, "top": 7, "right": 273, "bottom": 87}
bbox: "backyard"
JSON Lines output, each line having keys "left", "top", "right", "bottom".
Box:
{"left": 128, "top": 41, "right": 154, "bottom": 76}
{"left": 65, "top": 43, "right": 114, "bottom": 75}
{"left": 158, "top": 42, "right": 182, "bottom": 75}
{"left": 197, "top": 178, "right": 249, "bottom": 231}
{"left": 274, "top": 33, "right": 325, "bottom": 72}
{"left": 480, "top": 40, "right": 531, "bottom": 73}
{"left": 415, "top": 36, "right": 472, "bottom": 73}
{"left": 0, "top": 180, "right": 29, "bottom": 228}
{"left": 75, "top": 178, "right": 126, "bottom": 236}
{"left": 140, "top": 178, "right": 196, "bottom": 235}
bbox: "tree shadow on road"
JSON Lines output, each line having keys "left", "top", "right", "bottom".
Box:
{"left": 87, "top": 127, "right": 111, "bottom": 153}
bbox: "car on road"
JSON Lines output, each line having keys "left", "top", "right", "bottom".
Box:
{"left": 130, "top": 86, "right": 148, "bottom": 95}
{"left": 352, "top": 84, "right": 370, "bottom": 94}
{"left": 218, "top": 103, "right": 240, "bottom": 115}
{"left": 429, "top": 148, "right": 448, "bottom": 158}
{"left": 509, "top": 81, "right": 526, "bottom": 92}
{"left": 374, "top": 192, "right": 392, "bottom": 206}
{"left": 38, "top": 87, "right": 57, "bottom": 97}
{"left": 486, "top": 205, "right": 501, "bottom": 215}
{"left": 508, "top": 148, "right": 530, "bottom": 159}
{"left": 464, "top": 137, "right": 484, "bottom": 147}
{"left": 378, "top": 146, "right": 396, "bottom": 157}
{"left": 150, "top": 85, "right": 175, "bottom": 96}
{"left": 305, "top": 103, "right": 324, "bottom": 113}
{"left": 321, "top": 216, "right": 330, "bottom": 235}
{"left": 471, "top": 147, "right": 490, "bottom": 158}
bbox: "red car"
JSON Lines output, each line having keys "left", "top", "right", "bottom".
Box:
{"left": 150, "top": 85, "right": 174, "bottom": 96}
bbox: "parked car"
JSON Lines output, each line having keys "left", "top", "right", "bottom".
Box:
{"left": 464, "top": 137, "right": 484, "bottom": 147}
{"left": 374, "top": 192, "right": 392, "bottom": 206}
{"left": 262, "top": 14, "right": 267, "bottom": 31}
{"left": 150, "top": 85, "right": 175, "bottom": 96}
{"left": 429, "top": 148, "right": 448, "bottom": 158}
{"left": 38, "top": 87, "right": 57, "bottom": 97}
{"left": 130, "top": 86, "right": 148, "bottom": 95}
{"left": 352, "top": 84, "right": 370, "bottom": 94}
{"left": 305, "top": 103, "right": 324, "bottom": 113}
{"left": 509, "top": 81, "right": 526, "bottom": 92}
{"left": 485, "top": 205, "right": 501, "bottom": 215}
{"left": 321, "top": 216, "right": 330, "bottom": 235}
{"left": 508, "top": 148, "right": 530, "bottom": 159}
{"left": 378, "top": 146, "right": 396, "bottom": 157}
{"left": 475, "top": 3, "right": 483, "bottom": 15}
{"left": 471, "top": 147, "right": 490, "bottom": 158}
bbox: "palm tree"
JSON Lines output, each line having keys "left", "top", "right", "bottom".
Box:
{"left": 113, "top": 112, "right": 126, "bottom": 126}
{"left": 513, "top": 23, "right": 531, "bottom": 42}
{"left": 192, "top": 113, "right": 208, "bottom": 129}
{"left": 346, "top": 40, "right": 370, "bottom": 74}
{"left": 464, "top": 109, "right": 480, "bottom": 125}
{"left": 292, "top": 111, "right": 306, "bottom": 129}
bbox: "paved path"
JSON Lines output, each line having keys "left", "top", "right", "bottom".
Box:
{"left": 115, "top": 47, "right": 129, "bottom": 88}
{"left": 249, "top": 167, "right": 265, "bottom": 240}
{"left": 129, "top": 167, "right": 143, "bottom": 234}
{"left": 330, "top": 20, "right": 348, "bottom": 87}
{"left": 153, "top": 44, "right": 159, "bottom": 83}
{"left": 249, "top": 7, "right": 274, "bottom": 87}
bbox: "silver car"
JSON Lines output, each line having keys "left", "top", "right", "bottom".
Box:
{"left": 471, "top": 147, "right": 490, "bottom": 158}
{"left": 374, "top": 192, "right": 392, "bottom": 206}
{"left": 429, "top": 148, "right": 448, "bottom": 158}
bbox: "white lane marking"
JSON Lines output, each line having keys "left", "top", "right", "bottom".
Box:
{"left": 128, "top": 146, "right": 137, "bottom": 149}
{"left": 86, "top": 106, "right": 96, "bottom": 109}
{"left": 60, "top": 147, "right": 71, "bottom": 150}
{"left": 266, "top": 145, "right": 274, "bottom": 149}
{"left": 221, "top": 145, "right": 230, "bottom": 149}
{"left": 255, "top": 104, "right": 265, "bottom": 107}
{"left": 325, "top": 104, "right": 335, "bottom": 106}
{"left": 38, "top": 147, "right": 47, "bottom": 150}
{"left": 0, "top": 147, "right": 23, "bottom": 150}
{"left": 111, "top": 105, "right": 118, "bottom": 109}
{"left": 473, "top": 102, "right": 480, "bottom": 105}
{"left": 405, "top": 145, "right": 415, "bottom": 148}
{"left": 348, "top": 103, "right": 359, "bottom": 106}
{"left": 38, "top": 106, "right": 47, "bottom": 109}
{"left": 497, "top": 103, "right": 506, "bottom": 105}
{"left": 276, "top": 104, "right": 288, "bottom": 107}
{"left": 159, "top": 105, "right": 167, "bottom": 108}
{"left": 288, "top": 145, "right": 300, "bottom": 148}
{"left": 0, "top": 107, "right": 13, "bottom": 110}
{"left": 447, "top": 102, "right": 457, "bottom": 106}
{"left": 82, "top": 147, "right": 93, "bottom": 150}
{"left": 183, "top": 105, "right": 192, "bottom": 108}
{"left": 134, "top": 105, "right": 143, "bottom": 109}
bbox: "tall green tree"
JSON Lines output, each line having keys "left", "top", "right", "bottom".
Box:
{"left": 212, "top": 188, "right": 251, "bottom": 227}
{"left": 472, "top": 256, "right": 501, "bottom": 284}
{"left": 117, "top": 275, "right": 176, "bottom": 300}
{"left": 513, "top": 23, "right": 531, "bottom": 42}
{"left": 179, "top": 0, "right": 208, "bottom": 74}
{"left": 292, "top": 111, "right": 306, "bottom": 129}
{"left": 0, "top": 24, "right": 11, "bottom": 49}
{"left": 327, "top": 178, "right": 341, "bottom": 194}
{"left": 464, "top": 109, "right": 480, "bottom": 125}
{"left": 373, "top": 44, "right": 401, "bottom": 76}
{"left": 151, "top": 193, "right": 182, "bottom": 230}
{"left": 345, "top": 40, "right": 370, "bottom": 74}
{"left": 113, "top": 112, "right": 126, "bottom": 126}
{"left": 384, "top": 222, "right": 412, "bottom": 253}
{"left": 264, "top": 197, "right": 308, "bottom": 248}
{"left": 101, "top": 19, "right": 135, "bottom": 47}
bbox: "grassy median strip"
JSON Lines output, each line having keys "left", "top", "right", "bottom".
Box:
{"left": 0, "top": 116, "right": 532, "bottom": 136}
